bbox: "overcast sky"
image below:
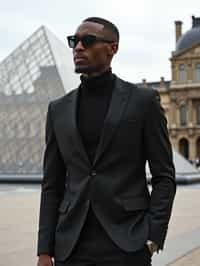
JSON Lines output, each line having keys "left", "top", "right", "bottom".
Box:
{"left": 0, "top": 0, "right": 199, "bottom": 83}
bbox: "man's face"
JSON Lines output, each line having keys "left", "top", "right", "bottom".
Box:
{"left": 72, "top": 21, "right": 117, "bottom": 75}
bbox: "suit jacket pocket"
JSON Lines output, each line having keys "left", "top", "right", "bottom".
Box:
{"left": 121, "top": 196, "right": 149, "bottom": 211}
{"left": 58, "top": 200, "right": 70, "bottom": 213}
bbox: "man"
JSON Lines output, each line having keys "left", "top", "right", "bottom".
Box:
{"left": 37, "top": 17, "right": 176, "bottom": 266}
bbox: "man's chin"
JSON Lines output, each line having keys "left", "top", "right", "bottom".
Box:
{"left": 74, "top": 65, "right": 93, "bottom": 74}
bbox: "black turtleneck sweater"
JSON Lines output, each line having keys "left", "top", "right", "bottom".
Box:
{"left": 77, "top": 69, "right": 114, "bottom": 163}
{"left": 68, "top": 70, "right": 128, "bottom": 261}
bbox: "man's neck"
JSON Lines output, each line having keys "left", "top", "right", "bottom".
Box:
{"left": 82, "top": 66, "right": 111, "bottom": 79}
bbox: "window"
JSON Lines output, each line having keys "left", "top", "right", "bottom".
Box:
{"left": 196, "top": 104, "right": 200, "bottom": 125}
{"left": 196, "top": 63, "right": 200, "bottom": 81}
{"left": 179, "top": 64, "right": 186, "bottom": 81}
{"left": 180, "top": 104, "right": 187, "bottom": 126}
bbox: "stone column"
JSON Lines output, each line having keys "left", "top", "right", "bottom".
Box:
{"left": 188, "top": 99, "right": 193, "bottom": 126}
{"left": 170, "top": 137, "right": 178, "bottom": 151}
{"left": 189, "top": 138, "right": 196, "bottom": 161}
{"left": 169, "top": 99, "right": 177, "bottom": 126}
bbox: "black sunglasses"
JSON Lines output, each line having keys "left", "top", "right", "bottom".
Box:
{"left": 67, "top": 34, "right": 114, "bottom": 48}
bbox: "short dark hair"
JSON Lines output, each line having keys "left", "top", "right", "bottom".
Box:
{"left": 83, "top": 17, "right": 120, "bottom": 42}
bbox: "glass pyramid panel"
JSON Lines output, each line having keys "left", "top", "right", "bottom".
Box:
{"left": 0, "top": 26, "right": 78, "bottom": 176}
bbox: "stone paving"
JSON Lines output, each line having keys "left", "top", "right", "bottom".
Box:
{"left": 153, "top": 184, "right": 200, "bottom": 265}
{"left": 0, "top": 184, "right": 200, "bottom": 266}
{"left": 168, "top": 247, "right": 200, "bottom": 266}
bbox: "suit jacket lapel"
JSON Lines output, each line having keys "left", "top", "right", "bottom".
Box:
{"left": 67, "top": 88, "right": 91, "bottom": 167}
{"left": 93, "top": 76, "right": 131, "bottom": 166}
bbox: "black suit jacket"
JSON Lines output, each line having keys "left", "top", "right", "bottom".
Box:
{"left": 37, "top": 75, "right": 176, "bottom": 261}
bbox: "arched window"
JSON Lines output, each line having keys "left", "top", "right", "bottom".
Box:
{"left": 179, "top": 64, "right": 186, "bottom": 81}
{"left": 180, "top": 104, "right": 187, "bottom": 126}
{"left": 179, "top": 138, "right": 189, "bottom": 159}
{"left": 196, "top": 63, "right": 200, "bottom": 81}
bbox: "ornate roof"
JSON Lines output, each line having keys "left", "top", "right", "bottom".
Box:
{"left": 176, "top": 16, "right": 200, "bottom": 54}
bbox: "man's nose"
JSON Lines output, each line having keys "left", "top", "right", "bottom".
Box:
{"left": 74, "top": 40, "right": 84, "bottom": 51}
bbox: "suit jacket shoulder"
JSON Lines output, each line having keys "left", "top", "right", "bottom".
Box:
{"left": 115, "top": 75, "right": 160, "bottom": 111}
{"left": 49, "top": 87, "right": 78, "bottom": 112}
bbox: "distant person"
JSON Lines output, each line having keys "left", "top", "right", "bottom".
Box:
{"left": 37, "top": 17, "right": 176, "bottom": 266}
{"left": 195, "top": 158, "right": 200, "bottom": 168}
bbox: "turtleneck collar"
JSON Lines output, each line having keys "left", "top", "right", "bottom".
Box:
{"left": 79, "top": 68, "right": 114, "bottom": 96}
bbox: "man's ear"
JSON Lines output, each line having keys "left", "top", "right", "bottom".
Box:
{"left": 108, "top": 42, "right": 119, "bottom": 56}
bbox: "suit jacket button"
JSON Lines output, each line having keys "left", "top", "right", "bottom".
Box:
{"left": 91, "top": 170, "right": 97, "bottom": 177}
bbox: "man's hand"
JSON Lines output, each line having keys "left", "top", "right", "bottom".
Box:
{"left": 146, "top": 240, "right": 158, "bottom": 255}
{"left": 37, "top": 255, "right": 53, "bottom": 266}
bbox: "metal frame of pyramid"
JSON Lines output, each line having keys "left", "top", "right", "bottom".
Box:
{"left": 0, "top": 26, "right": 78, "bottom": 182}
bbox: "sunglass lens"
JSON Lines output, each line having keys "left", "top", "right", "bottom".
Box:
{"left": 67, "top": 35, "right": 97, "bottom": 48}
{"left": 67, "top": 36, "right": 77, "bottom": 48}
{"left": 82, "top": 35, "right": 96, "bottom": 48}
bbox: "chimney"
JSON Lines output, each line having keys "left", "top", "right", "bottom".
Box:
{"left": 192, "top": 15, "right": 200, "bottom": 28}
{"left": 175, "top": 20, "right": 182, "bottom": 43}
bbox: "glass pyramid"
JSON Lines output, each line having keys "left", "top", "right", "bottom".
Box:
{"left": 0, "top": 26, "right": 79, "bottom": 177}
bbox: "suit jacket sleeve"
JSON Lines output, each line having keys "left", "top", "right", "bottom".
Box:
{"left": 144, "top": 90, "right": 176, "bottom": 250}
{"left": 37, "top": 102, "right": 66, "bottom": 257}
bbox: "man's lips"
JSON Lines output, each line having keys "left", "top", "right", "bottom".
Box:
{"left": 74, "top": 56, "right": 87, "bottom": 63}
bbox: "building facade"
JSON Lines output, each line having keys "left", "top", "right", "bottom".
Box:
{"left": 167, "top": 16, "right": 200, "bottom": 161}
{"left": 142, "top": 16, "right": 200, "bottom": 161}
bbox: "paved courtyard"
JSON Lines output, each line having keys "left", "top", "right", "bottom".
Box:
{"left": 0, "top": 184, "right": 200, "bottom": 266}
